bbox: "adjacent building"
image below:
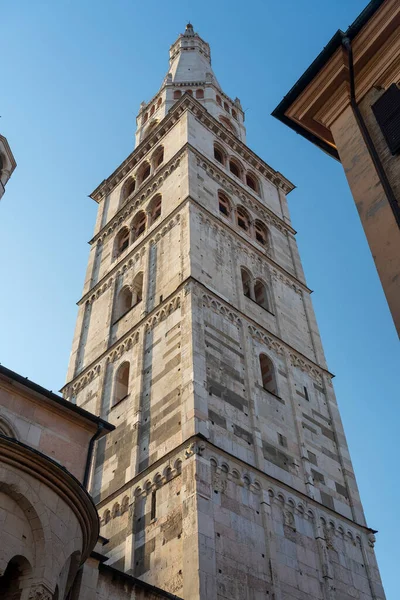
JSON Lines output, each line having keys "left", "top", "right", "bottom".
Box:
{"left": 272, "top": 0, "right": 400, "bottom": 336}
{"left": 0, "top": 134, "right": 16, "bottom": 201}
{"left": 60, "top": 23, "right": 386, "bottom": 600}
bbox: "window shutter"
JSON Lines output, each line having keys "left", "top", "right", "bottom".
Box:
{"left": 372, "top": 83, "right": 400, "bottom": 155}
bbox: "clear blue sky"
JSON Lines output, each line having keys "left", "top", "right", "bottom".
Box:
{"left": 1, "top": 1, "right": 398, "bottom": 596}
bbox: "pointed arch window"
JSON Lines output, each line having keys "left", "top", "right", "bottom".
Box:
{"left": 218, "top": 191, "right": 231, "bottom": 217}
{"left": 114, "top": 362, "right": 130, "bottom": 405}
{"left": 131, "top": 211, "right": 146, "bottom": 242}
{"left": 254, "top": 280, "right": 269, "bottom": 311}
{"left": 149, "top": 194, "right": 162, "bottom": 225}
{"left": 173, "top": 90, "right": 182, "bottom": 99}
{"left": 114, "top": 286, "right": 133, "bottom": 323}
{"left": 246, "top": 172, "right": 259, "bottom": 193}
{"left": 214, "top": 144, "right": 226, "bottom": 165}
{"left": 196, "top": 89, "right": 204, "bottom": 99}
{"left": 241, "top": 268, "right": 252, "bottom": 299}
{"left": 132, "top": 272, "right": 143, "bottom": 306}
{"left": 237, "top": 206, "right": 250, "bottom": 232}
{"left": 255, "top": 221, "right": 268, "bottom": 247}
{"left": 115, "top": 227, "right": 130, "bottom": 257}
{"left": 259, "top": 354, "right": 278, "bottom": 395}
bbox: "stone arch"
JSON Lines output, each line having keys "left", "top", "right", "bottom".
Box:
{"left": 0, "top": 555, "right": 32, "bottom": 600}
{"left": 259, "top": 353, "right": 278, "bottom": 395}
{"left": 0, "top": 416, "right": 18, "bottom": 439}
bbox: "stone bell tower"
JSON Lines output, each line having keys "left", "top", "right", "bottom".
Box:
{"left": 63, "top": 23, "right": 386, "bottom": 600}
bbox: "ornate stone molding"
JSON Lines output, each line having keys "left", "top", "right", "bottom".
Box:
{"left": 91, "top": 152, "right": 183, "bottom": 245}
{"left": 289, "top": 352, "right": 323, "bottom": 384}
{"left": 28, "top": 585, "right": 53, "bottom": 600}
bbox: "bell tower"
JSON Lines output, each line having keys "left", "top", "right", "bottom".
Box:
{"left": 63, "top": 24, "right": 386, "bottom": 600}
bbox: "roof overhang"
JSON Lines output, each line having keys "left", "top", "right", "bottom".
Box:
{"left": 272, "top": 0, "right": 399, "bottom": 160}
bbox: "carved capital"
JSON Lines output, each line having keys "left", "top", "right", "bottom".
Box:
{"left": 29, "top": 585, "right": 53, "bottom": 600}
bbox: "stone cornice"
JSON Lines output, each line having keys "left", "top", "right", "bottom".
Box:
{"left": 0, "top": 435, "right": 99, "bottom": 563}
{"left": 90, "top": 94, "right": 294, "bottom": 203}
{"left": 89, "top": 148, "right": 185, "bottom": 245}
{"left": 63, "top": 279, "right": 331, "bottom": 399}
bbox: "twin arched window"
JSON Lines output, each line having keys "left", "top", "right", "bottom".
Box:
{"left": 217, "top": 191, "right": 270, "bottom": 249}
{"left": 241, "top": 268, "right": 271, "bottom": 311}
{"left": 153, "top": 146, "right": 164, "bottom": 169}
{"left": 259, "top": 354, "right": 278, "bottom": 395}
{"left": 149, "top": 194, "right": 162, "bottom": 224}
{"left": 137, "top": 161, "right": 151, "bottom": 186}
{"left": 114, "top": 195, "right": 162, "bottom": 258}
{"left": 113, "top": 272, "right": 144, "bottom": 323}
{"left": 120, "top": 177, "right": 136, "bottom": 208}
{"left": 237, "top": 206, "right": 250, "bottom": 232}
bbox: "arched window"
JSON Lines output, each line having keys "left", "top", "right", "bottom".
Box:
{"left": 246, "top": 172, "right": 259, "bottom": 193}
{"left": 142, "top": 112, "right": 148, "bottom": 124}
{"left": 150, "top": 105, "right": 155, "bottom": 116}
{"left": 229, "top": 158, "right": 242, "bottom": 179}
{"left": 114, "top": 286, "right": 132, "bottom": 323}
{"left": 132, "top": 272, "right": 143, "bottom": 306}
{"left": 112, "top": 503, "right": 120, "bottom": 518}
{"left": 232, "top": 109, "right": 238, "bottom": 120}
{"left": 120, "top": 177, "right": 136, "bottom": 207}
{"left": 149, "top": 194, "right": 162, "bottom": 224}
{"left": 137, "top": 161, "right": 151, "bottom": 186}
{"left": 114, "top": 227, "right": 130, "bottom": 257}
{"left": 114, "top": 362, "right": 130, "bottom": 405}
{"left": 219, "top": 115, "right": 237, "bottom": 135}
{"left": 216, "top": 95, "right": 222, "bottom": 106}
{"left": 173, "top": 90, "right": 182, "bottom": 99}
{"left": 224, "top": 102, "right": 230, "bottom": 113}
{"left": 131, "top": 211, "right": 146, "bottom": 242}
{"left": 241, "top": 268, "right": 252, "bottom": 299}
{"left": 218, "top": 191, "right": 231, "bottom": 217}
{"left": 157, "top": 97, "right": 162, "bottom": 107}
{"left": 0, "top": 556, "right": 32, "bottom": 599}
{"left": 254, "top": 280, "right": 269, "bottom": 310}
{"left": 259, "top": 354, "right": 277, "bottom": 395}
{"left": 254, "top": 221, "right": 268, "bottom": 247}
{"left": 196, "top": 89, "right": 204, "bottom": 99}
{"left": 236, "top": 206, "right": 250, "bottom": 232}
{"left": 153, "top": 146, "right": 164, "bottom": 169}
{"left": 214, "top": 144, "right": 226, "bottom": 165}
{"left": 187, "top": 89, "right": 193, "bottom": 96}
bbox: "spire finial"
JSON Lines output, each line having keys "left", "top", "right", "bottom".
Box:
{"left": 184, "top": 22, "right": 195, "bottom": 37}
